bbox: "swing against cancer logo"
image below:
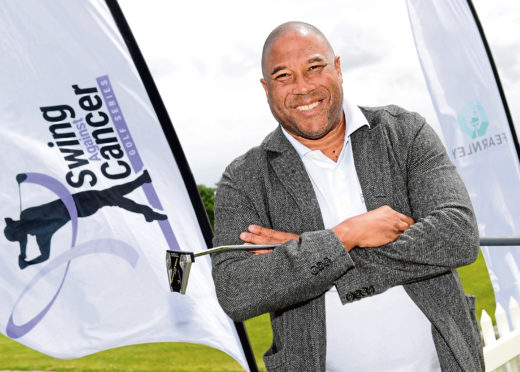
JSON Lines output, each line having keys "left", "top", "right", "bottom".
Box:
{"left": 2, "top": 75, "right": 173, "bottom": 338}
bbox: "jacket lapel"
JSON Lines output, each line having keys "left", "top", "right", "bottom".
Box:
{"left": 262, "top": 127, "right": 325, "bottom": 230}
{"left": 262, "top": 116, "right": 393, "bottom": 227}
{"left": 351, "top": 117, "right": 392, "bottom": 211}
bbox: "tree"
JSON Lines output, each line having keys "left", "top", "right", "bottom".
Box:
{"left": 197, "top": 184, "right": 215, "bottom": 228}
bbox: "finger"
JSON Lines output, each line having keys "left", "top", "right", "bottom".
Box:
{"left": 248, "top": 225, "right": 300, "bottom": 243}
{"left": 397, "top": 219, "right": 411, "bottom": 232}
{"left": 240, "top": 232, "right": 252, "bottom": 243}
{"left": 247, "top": 225, "right": 262, "bottom": 234}
{"left": 249, "top": 248, "right": 273, "bottom": 255}
{"left": 395, "top": 211, "right": 414, "bottom": 226}
{"left": 240, "top": 232, "right": 272, "bottom": 245}
{"left": 248, "top": 225, "right": 275, "bottom": 238}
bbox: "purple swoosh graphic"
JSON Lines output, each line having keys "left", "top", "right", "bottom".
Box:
{"left": 6, "top": 172, "right": 78, "bottom": 338}
{"left": 6, "top": 239, "right": 138, "bottom": 338}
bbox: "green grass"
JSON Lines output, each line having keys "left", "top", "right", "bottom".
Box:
{"left": 458, "top": 249, "right": 496, "bottom": 323}
{"left": 0, "top": 250, "right": 494, "bottom": 371}
{"left": 0, "top": 314, "right": 272, "bottom": 371}
{"left": 0, "top": 319, "right": 268, "bottom": 372}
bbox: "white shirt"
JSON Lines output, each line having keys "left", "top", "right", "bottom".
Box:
{"left": 281, "top": 99, "right": 441, "bottom": 371}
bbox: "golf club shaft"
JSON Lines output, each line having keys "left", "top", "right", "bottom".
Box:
{"left": 194, "top": 244, "right": 280, "bottom": 257}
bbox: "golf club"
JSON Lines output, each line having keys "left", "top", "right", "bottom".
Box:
{"left": 166, "top": 244, "right": 279, "bottom": 294}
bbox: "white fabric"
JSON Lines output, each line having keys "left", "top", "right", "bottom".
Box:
{"left": 282, "top": 99, "right": 441, "bottom": 371}
{"left": 407, "top": 0, "right": 520, "bottom": 317}
{"left": 0, "top": 1, "right": 248, "bottom": 369}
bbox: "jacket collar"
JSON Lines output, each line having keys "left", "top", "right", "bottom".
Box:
{"left": 260, "top": 106, "right": 391, "bottom": 220}
{"left": 261, "top": 127, "right": 324, "bottom": 230}
{"left": 261, "top": 125, "right": 292, "bottom": 154}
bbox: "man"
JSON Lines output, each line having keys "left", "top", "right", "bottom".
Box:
{"left": 211, "top": 21, "right": 484, "bottom": 371}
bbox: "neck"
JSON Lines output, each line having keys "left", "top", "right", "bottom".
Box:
{"left": 292, "top": 114, "right": 346, "bottom": 162}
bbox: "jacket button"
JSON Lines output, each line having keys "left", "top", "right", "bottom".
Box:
{"left": 311, "top": 266, "right": 319, "bottom": 275}
{"left": 316, "top": 261, "right": 324, "bottom": 270}
{"left": 361, "top": 287, "right": 368, "bottom": 296}
{"left": 368, "top": 286, "right": 375, "bottom": 295}
{"left": 346, "top": 292, "right": 354, "bottom": 301}
{"left": 354, "top": 290, "right": 363, "bottom": 298}
{"left": 323, "top": 257, "right": 331, "bottom": 265}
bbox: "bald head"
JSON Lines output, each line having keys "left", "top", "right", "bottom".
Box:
{"left": 261, "top": 22, "right": 335, "bottom": 78}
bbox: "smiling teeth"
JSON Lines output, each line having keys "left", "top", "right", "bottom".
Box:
{"left": 297, "top": 101, "right": 320, "bottom": 111}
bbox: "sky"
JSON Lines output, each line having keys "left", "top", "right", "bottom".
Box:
{"left": 118, "top": 0, "right": 520, "bottom": 186}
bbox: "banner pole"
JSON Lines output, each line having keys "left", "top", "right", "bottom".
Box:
{"left": 103, "top": 1, "right": 258, "bottom": 370}
{"left": 466, "top": 0, "right": 520, "bottom": 163}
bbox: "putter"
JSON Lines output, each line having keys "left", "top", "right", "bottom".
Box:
{"left": 166, "top": 244, "right": 279, "bottom": 294}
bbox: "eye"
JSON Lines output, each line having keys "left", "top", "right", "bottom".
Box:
{"left": 309, "top": 64, "right": 324, "bottom": 72}
{"left": 274, "top": 72, "right": 290, "bottom": 81}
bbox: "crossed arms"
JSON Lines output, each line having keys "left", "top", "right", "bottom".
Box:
{"left": 241, "top": 205, "right": 414, "bottom": 253}
{"left": 211, "top": 121, "right": 479, "bottom": 321}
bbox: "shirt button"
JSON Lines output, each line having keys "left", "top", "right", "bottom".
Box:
{"left": 312, "top": 153, "right": 319, "bottom": 160}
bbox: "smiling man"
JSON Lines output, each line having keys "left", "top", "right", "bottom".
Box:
{"left": 211, "top": 22, "right": 484, "bottom": 371}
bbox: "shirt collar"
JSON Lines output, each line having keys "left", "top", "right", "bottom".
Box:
{"left": 281, "top": 98, "right": 370, "bottom": 159}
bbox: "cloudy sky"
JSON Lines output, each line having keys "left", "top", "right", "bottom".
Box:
{"left": 118, "top": 0, "right": 520, "bottom": 186}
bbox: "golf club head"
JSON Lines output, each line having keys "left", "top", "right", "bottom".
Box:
{"left": 165, "top": 250, "right": 195, "bottom": 294}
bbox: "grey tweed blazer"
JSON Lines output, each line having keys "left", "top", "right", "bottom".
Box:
{"left": 212, "top": 105, "right": 484, "bottom": 371}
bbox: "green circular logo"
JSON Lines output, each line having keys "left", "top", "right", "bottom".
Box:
{"left": 457, "top": 100, "right": 489, "bottom": 139}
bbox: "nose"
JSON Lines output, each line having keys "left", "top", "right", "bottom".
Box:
{"left": 291, "top": 73, "right": 315, "bottom": 95}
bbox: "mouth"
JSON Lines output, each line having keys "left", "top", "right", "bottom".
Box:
{"left": 296, "top": 100, "right": 322, "bottom": 112}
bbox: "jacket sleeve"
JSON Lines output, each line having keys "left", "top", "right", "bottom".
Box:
{"left": 334, "top": 118, "right": 480, "bottom": 303}
{"left": 211, "top": 168, "right": 353, "bottom": 321}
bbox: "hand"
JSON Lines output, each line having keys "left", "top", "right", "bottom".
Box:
{"left": 332, "top": 206, "right": 414, "bottom": 252}
{"left": 240, "top": 225, "right": 300, "bottom": 255}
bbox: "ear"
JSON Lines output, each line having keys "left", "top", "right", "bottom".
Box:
{"left": 260, "top": 78, "right": 269, "bottom": 98}
{"left": 334, "top": 56, "right": 343, "bottom": 83}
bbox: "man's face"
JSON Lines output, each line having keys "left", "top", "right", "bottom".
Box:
{"left": 261, "top": 31, "right": 344, "bottom": 140}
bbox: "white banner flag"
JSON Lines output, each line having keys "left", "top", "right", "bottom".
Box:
{"left": 407, "top": 0, "right": 520, "bottom": 315}
{"left": 0, "top": 0, "right": 249, "bottom": 368}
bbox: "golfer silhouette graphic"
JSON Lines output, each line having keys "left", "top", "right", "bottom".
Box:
{"left": 4, "top": 170, "right": 166, "bottom": 269}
